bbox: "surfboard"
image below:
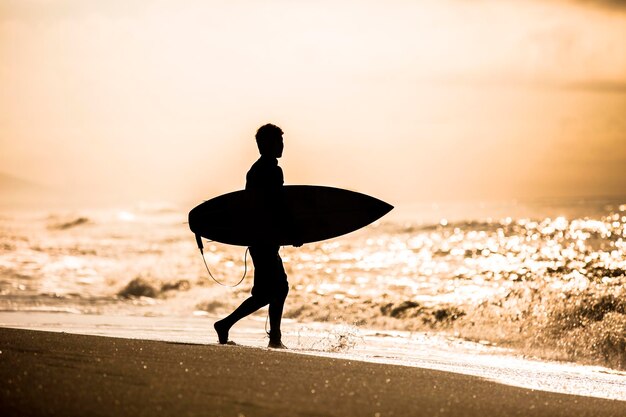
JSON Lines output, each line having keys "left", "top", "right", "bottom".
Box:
{"left": 189, "top": 185, "right": 393, "bottom": 246}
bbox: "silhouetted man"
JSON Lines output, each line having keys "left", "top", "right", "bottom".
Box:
{"left": 214, "top": 123, "right": 299, "bottom": 348}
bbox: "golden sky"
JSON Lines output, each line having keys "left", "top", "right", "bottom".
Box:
{"left": 1, "top": 0, "right": 625, "bottom": 206}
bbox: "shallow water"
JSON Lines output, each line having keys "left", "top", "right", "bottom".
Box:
{"left": 0, "top": 197, "right": 625, "bottom": 369}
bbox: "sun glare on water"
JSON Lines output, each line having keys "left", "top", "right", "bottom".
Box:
{"left": 117, "top": 211, "right": 136, "bottom": 222}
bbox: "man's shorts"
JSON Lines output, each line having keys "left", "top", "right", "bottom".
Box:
{"left": 250, "top": 245, "right": 288, "bottom": 301}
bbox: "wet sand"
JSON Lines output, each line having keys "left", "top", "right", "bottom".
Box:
{"left": 0, "top": 328, "right": 624, "bottom": 417}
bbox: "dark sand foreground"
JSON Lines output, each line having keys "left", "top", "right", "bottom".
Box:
{"left": 0, "top": 328, "right": 624, "bottom": 417}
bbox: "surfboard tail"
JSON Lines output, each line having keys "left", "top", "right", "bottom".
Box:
{"left": 195, "top": 233, "right": 204, "bottom": 254}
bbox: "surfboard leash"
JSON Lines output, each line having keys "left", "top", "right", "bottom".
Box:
{"left": 196, "top": 236, "right": 250, "bottom": 287}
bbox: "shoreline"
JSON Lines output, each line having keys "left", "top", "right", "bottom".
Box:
{"left": 1, "top": 327, "right": 625, "bottom": 417}
{"left": 0, "top": 311, "right": 625, "bottom": 403}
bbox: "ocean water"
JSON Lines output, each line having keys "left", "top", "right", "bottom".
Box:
{"left": 0, "top": 197, "right": 625, "bottom": 369}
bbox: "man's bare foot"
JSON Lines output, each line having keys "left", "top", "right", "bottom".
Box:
{"left": 268, "top": 340, "right": 287, "bottom": 349}
{"left": 214, "top": 320, "right": 230, "bottom": 344}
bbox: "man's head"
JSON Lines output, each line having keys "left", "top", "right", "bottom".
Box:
{"left": 255, "top": 123, "right": 284, "bottom": 158}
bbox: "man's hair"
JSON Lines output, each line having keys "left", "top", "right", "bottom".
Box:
{"left": 255, "top": 123, "right": 283, "bottom": 154}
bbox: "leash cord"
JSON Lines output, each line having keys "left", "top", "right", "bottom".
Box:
{"left": 199, "top": 240, "right": 250, "bottom": 287}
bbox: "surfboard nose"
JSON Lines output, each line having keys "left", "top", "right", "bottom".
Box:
{"left": 377, "top": 199, "right": 394, "bottom": 216}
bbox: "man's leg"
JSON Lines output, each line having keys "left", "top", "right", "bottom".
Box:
{"left": 268, "top": 282, "right": 289, "bottom": 348}
{"left": 214, "top": 295, "right": 268, "bottom": 344}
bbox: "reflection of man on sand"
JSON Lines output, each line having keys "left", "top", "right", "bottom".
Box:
{"left": 214, "top": 124, "right": 300, "bottom": 349}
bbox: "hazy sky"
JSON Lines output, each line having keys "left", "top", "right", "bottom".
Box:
{"left": 1, "top": 0, "right": 625, "bottom": 206}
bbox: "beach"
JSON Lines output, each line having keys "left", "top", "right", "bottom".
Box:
{"left": 1, "top": 327, "right": 625, "bottom": 417}
{"left": 1, "top": 201, "right": 625, "bottom": 415}
{"left": 2, "top": 0, "right": 625, "bottom": 414}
